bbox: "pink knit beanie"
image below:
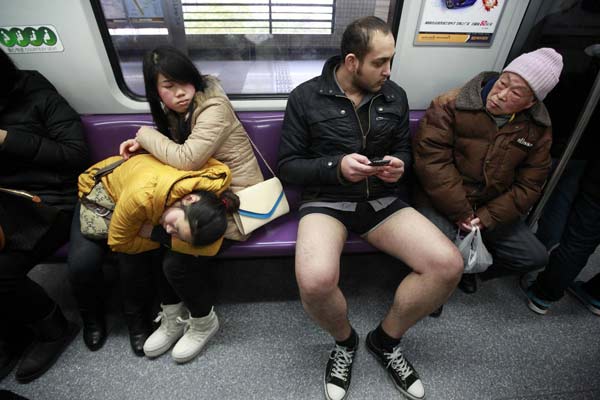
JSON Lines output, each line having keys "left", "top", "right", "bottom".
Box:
{"left": 503, "top": 48, "right": 563, "bottom": 101}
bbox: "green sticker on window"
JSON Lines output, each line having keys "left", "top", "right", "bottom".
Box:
{"left": 0, "top": 25, "right": 63, "bottom": 53}
{"left": 24, "top": 27, "right": 42, "bottom": 46}
{"left": 0, "top": 28, "right": 16, "bottom": 47}
{"left": 13, "top": 28, "right": 29, "bottom": 47}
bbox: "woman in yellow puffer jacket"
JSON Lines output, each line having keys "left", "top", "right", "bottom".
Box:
{"left": 69, "top": 154, "right": 239, "bottom": 357}
{"left": 78, "top": 153, "right": 234, "bottom": 256}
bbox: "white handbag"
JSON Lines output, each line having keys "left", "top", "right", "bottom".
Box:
{"left": 233, "top": 137, "right": 290, "bottom": 235}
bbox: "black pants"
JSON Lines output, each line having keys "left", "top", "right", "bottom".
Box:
{"left": 67, "top": 203, "right": 108, "bottom": 309}
{"left": 418, "top": 206, "right": 548, "bottom": 276}
{"left": 118, "top": 249, "right": 215, "bottom": 318}
{"left": 535, "top": 191, "right": 600, "bottom": 301}
{"left": 0, "top": 210, "right": 71, "bottom": 329}
{"left": 68, "top": 203, "right": 155, "bottom": 316}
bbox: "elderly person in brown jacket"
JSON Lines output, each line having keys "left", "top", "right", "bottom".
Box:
{"left": 413, "top": 48, "right": 563, "bottom": 295}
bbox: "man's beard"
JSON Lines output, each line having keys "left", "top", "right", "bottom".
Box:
{"left": 352, "top": 65, "right": 377, "bottom": 94}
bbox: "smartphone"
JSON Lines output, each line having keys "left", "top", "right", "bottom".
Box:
{"left": 368, "top": 158, "right": 391, "bottom": 167}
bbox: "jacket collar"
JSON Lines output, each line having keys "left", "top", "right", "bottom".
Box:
{"left": 193, "top": 75, "right": 228, "bottom": 112}
{"left": 166, "top": 75, "right": 227, "bottom": 125}
{"left": 455, "top": 71, "right": 552, "bottom": 127}
{"left": 317, "top": 55, "right": 398, "bottom": 102}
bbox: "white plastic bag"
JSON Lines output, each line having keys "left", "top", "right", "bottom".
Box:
{"left": 456, "top": 226, "right": 493, "bottom": 274}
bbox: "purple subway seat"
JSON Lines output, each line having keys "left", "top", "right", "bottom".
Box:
{"left": 80, "top": 114, "right": 154, "bottom": 161}
{"left": 56, "top": 111, "right": 424, "bottom": 260}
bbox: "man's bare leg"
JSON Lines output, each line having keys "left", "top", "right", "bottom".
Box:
{"left": 295, "top": 213, "right": 350, "bottom": 341}
{"left": 365, "top": 207, "right": 463, "bottom": 338}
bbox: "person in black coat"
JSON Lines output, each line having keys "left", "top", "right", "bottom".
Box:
{"left": 0, "top": 49, "right": 89, "bottom": 383}
{"left": 523, "top": 158, "right": 600, "bottom": 315}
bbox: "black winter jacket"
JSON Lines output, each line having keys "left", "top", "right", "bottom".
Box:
{"left": 582, "top": 159, "right": 600, "bottom": 203}
{"left": 0, "top": 70, "right": 89, "bottom": 211}
{"left": 278, "top": 56, "right": 411, "bottom": 202}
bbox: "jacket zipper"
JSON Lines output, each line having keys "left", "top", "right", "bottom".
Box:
{"left": 334, "top": 93, "right": 382, "bottom": 199}
{"left": 364, "top": 94, "right": 382, "bottom": 199}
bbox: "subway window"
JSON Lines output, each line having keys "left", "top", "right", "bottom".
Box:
{"left": 93, "top": 0, "right": 399, "bottom": 97}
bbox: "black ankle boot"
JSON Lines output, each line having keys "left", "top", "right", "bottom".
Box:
{"left": 124, "top": 312, "right": 151, "bottom": 357}
{"left": 458, "top": 274, "right": 478, "bottom": 294}
{"left": 81, "top": 309, "right": 107, "bottom": 351}
{"left": 16, "top": 306, "right": 80, "bottom": 383}
{"left": 0, "top": 330, "right": 33, "bottom": 383}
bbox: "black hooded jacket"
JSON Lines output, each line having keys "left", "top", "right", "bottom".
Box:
{"left": 0, "top": 70, "right": 89, "bottom": 211}
{"left": 277, "top": 56, "right": 411, "bottom": 202}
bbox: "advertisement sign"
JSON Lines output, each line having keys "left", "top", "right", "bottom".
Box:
{"left": 0, "top": 25, "right": 64, "bottom": 53}
{"left": 415, "top": 0, "right": 506, "bottom": 47}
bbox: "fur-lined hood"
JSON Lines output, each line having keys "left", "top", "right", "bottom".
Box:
{"left": 193, "top": 75, "right": 229, "bottom": 113}
{"left": 455, "top": 72, "right": 552, "bottom": 127}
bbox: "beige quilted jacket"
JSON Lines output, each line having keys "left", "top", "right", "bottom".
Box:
{"left": 136, "top": 76, "right": 264, "bottom": 241}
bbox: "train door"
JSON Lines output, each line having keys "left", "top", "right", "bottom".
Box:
{"left": 506, "top": 0, "right": 600, "bottom": 227}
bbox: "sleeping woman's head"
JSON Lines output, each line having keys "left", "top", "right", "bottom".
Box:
{"left": 160, "top": 190, "right": 240, "bottom": 246}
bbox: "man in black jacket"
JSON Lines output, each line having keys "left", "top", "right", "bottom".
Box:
{"left": 0, "top": 49, "right": 88, "bottom": 383}
{"left": 278, "top": 17, "right": 462, "bottom": 400}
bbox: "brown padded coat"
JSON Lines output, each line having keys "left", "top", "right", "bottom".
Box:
{"left": 413, "top": 72, "right": 552, "bottom": 230}
{"left": 135, "top": 76, "right": 264, "bottom": 241}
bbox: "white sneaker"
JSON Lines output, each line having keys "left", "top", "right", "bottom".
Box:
{"left": 171, "top": 307, "right": 219, "bottom": 363}
{"left": 143, "top": 303, "right": 188, "bottom": 358}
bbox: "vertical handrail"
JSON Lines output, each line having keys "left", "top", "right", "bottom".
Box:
{"left": 528, "top": 45, "right": 600, "bottom": 227}
{"left": 162, "top": 0, "right": 188, "bottom": 55}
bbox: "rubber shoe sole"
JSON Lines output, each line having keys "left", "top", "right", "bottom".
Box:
{"left": 527, "top": 300, "right": 548, "bottom": 315}
{"left": 143, "top": 329, "right": 184, "bottom": 358}
{"left": 519, "top": 274, "right": 549, "bottom": 315}
{"left": 365, "top": 333, "right": 425, "bottom": 400}
{"left": 171, "top": 321, "right": 219, "bottom": 364}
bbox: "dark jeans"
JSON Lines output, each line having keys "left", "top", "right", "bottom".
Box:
{"left": 536, "top": 159, "right": 588, "bottom": 251}
{"left": 67, "top": 203, "right": 108, "bottom": 309}
{"left": 534, "top": 191, "right": 600, "bottom": 301}
{"left": 418, "top": 206, "right": 548, "bottom": 276}
{"left": 68, "top": 202, "right": 155, "bottom": 315}
{"left": 0, "top": 210, "right": 71, "bottom": 327}
{"left": 118, "top": 249, "right": 215, "bottom": 318}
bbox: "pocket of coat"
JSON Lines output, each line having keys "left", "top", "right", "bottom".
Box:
{"left": 306, "top": 108, "right": 350, "bottom": 139}
{"left": 306, "top": 108, "right": 350, "bottom": 124}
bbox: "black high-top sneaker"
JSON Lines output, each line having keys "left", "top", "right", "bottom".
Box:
{"left": 324, "top": 341, "right": 358, "bottom": 400}
{"left": 366, "top": 331, "right": 425, "bottom": 400}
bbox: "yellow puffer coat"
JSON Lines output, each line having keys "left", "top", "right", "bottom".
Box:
{"left": 78, "top": 154, "right": 231, "bottom": 256}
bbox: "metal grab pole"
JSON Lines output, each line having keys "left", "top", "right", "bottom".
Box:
{"left": 528, "top": 44, "right": 600, "bottom": 228}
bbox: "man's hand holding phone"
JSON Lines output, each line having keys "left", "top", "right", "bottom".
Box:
{"left": 368, "top": 158, "right": 391, "bottom": 167}
{"left": 340, "top": 154, "right": 404, "bottom": 183}
{"left": 374, "top": 156, "right": 404, "bottom": 183}
{"left": 340, "top": 153, "right": 377, "bottom": 182}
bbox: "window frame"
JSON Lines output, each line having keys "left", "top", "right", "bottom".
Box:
{"left": 90, "top": 0, "right": 404, "bottom": 101}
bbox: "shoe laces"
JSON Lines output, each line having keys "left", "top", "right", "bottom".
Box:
{"left": 176, "top": 316, "right": 190, "bottom": 332}
{"left": 384, "top": 345, "right": 413, "bottom": 380}
{"left": 154, "top": 310, "right": 178, "bottom": 332}
{"left": 329, "top": 345, "right": 355, "bottom": 381}
{"left": 153, "top": 311, "right": 165, "bottom": 324}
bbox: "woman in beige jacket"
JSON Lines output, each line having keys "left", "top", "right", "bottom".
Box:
{"left": 119, "top": 46, "right": 263, "bottom": 363}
